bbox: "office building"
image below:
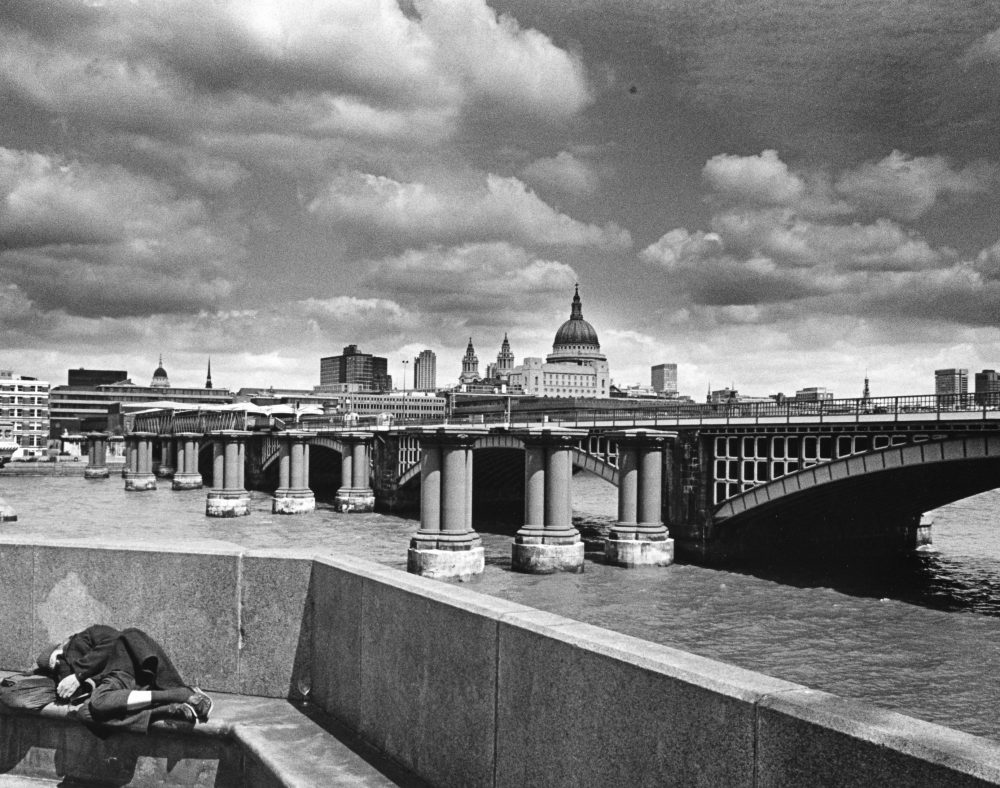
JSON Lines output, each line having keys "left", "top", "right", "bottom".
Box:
{"left": 651, "top": 364, "right": 678, "bottom": 395}
{"left": 935, "top": 368, "right": 968, "bottom": 397}
{"left": 319, "top": 345, "right": 391, "bottom": 391}
{"left": 0, "top": 370, "right": 50, "bottom": 458}
{"left": 414, "top": 350, "right": 437, "bottom": 391}
{"left": 975, "top": 369, "right": 1000, "bottom": 405}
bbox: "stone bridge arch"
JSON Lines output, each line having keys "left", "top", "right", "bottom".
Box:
{"left": 708, "top": 434, "right": 1000, "bottom": 561}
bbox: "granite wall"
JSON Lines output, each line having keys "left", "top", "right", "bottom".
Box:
{"left": 3, "top": 540, "right": 1000, "bottom": 787}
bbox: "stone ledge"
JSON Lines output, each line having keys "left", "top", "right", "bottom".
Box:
{"left": 0, "top": 679, "right": 425, "bottom": 787}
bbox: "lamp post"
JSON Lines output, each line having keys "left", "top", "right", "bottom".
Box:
{"left": 401, "top": 359, "right": 409, "bottom": 424}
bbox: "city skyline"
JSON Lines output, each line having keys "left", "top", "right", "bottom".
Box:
{"left": 2, "top": 2, "right": 1000, "bottom": 397}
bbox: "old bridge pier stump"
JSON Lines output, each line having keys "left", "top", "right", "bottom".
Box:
{"left": 605, "top": 429, "right": 675, "bottom": 567}
{"left": 206, "top": 431, "right": 251, "bottom": 517}
{"left": 84, "top": 432, "right": 110, "bottom": 480}
{"left": 335, "top": 433, "right": 375, "bottom": 513}
{"left": 407, "top": 428, "right": 485, "bottom": 581}
{"left": 171, "top": 433, "right": 204, "bottom": 490}
{"left": 512, "top": 428, "right": 586, "bottom": 574}
{"left": 273, "top": 432, "right": 315, "bottom": 514}
{"left": 123, "top": 433, "right": 157, "bottom": 491}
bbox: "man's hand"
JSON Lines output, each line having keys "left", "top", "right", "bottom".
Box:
{"left": 57, "top": 674, "right": 80, "bottom": 699}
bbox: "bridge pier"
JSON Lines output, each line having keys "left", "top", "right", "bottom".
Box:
{"left": 273, "top": 432, "right": 315, "bottom": 514}
{"left": 123, "top": 433, "right": 157, "bottom": 491}
{"left": 206, "top": 431, "right": 251, "bottom": 517}
{"left": 407, "top": 428, "right": 485, "bottom": 581}
{"left": 171, "top": 433, "right": 204, "bottom": 490}
{"left": 335, "top": 434, "right": 375, "bottom": 513}
{"left": 512, "top": 428, "right": 585, "bottom": 574}
{"left": 605, "top": 430, "right": 675, "bottom": 568}
{"left": 84, "top": 432, "right": 110, "bottom": 480}
{"left": 155, "top": 437, "right": 174, "bottom": 478}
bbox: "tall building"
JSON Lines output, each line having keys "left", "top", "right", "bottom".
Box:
{"left": 414, "top": 350, "right": 437, "bottom": 391}
{"left": 651, "top": 363, "right": 678, "bottom": 395}
{"left": 459, "top": 338, "right": 480, "bottom": 385}
{"left": 975, "top": 369, "right": 1000, "bottom": 405}
{"left": 0, "top": 370, "right": 50, "bottom": 458}
{"left": 935, "top": 368, "right": 968, "bottom": 397}
{"left": 319, "top": 345, "right": 391, "bottom": 391}
{"left": 508, "top": 286, "right": 610, "bottom": 398}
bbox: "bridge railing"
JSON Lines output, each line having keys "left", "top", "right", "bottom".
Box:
{"left": 138, "top": 392, "right": 995, "bottom": 435}
{"left": 124, "top": 409, "right": 252, "bottom": 435}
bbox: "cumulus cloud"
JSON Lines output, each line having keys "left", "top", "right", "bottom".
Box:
{"left": 1, "top": 0, "right": 590, "bottom": 150}
{"left": 703, "top": 150, "right": 805, "bottom": 205}
{"left": 364, "top": 242, "right": 577, "bottom": 328}
{"left": 834, "top": 150, "right": 995, "bottom": 221}
{"left": 644, "top": 149, "right": 1000, "bottom": 326}
{"left": 0, "top": 147, "right": 242, "bottom": 316}
{"left": 520, "top": 151, "right": 600, "bottom": 196}
{"left": 308, "top": 172, "right": 631, "bottom": 249}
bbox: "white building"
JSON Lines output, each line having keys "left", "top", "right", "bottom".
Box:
{"left": 0, "top": 370, "right": 50, "bottom": 459}
{"left": 509, "top": 286, "right": 610, "bottom": 398}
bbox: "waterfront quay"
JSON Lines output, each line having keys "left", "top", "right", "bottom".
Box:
{"left": 3, "top": 474, "right": 1000, "bottom": 785}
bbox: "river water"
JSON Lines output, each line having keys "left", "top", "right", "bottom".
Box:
{"left": 2, "top": 471, "right": 999, "bottom": 741}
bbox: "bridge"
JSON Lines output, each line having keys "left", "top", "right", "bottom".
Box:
{"left": 71, "top": 392, "right": 1000, "bottom": 577}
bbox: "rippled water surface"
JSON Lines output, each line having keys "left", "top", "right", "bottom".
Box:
{"left": 2, "top": 471, "right": 1000, "bottom": 740}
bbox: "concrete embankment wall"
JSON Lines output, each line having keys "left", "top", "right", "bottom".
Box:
{"left": 3, "top": 539, "right": 1000, "bottom": 787}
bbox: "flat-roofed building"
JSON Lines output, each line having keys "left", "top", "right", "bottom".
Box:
{"left": 414, "top": 349, "right": 437, "bottom": 391}
{"left": 935, "top": 368, "right": 968, "bottom": 398}
{"left": 975, "top": 369, "right": 1000, "bottom": 405}
{"left": 0, "top": 370, "right": 50, "bottom": 458}
{"left": 651, "top": 364, "right": 678, "bottom": 395}
{"left": 320, "top": 345, "right": 391, "bottom": 391}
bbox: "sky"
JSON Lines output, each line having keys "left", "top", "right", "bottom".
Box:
{"left": 2, "top": 0, "right": 999, "bottom": 399}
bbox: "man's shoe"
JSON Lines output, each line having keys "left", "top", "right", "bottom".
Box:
{"left": 163, "top": 702, "right": 196, "bottom": 723}
{"left": 186, "top": 689, "right": 213, "bottom": 723}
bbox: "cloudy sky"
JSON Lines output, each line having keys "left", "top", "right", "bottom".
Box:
{"left": 2, "top": 0, "right": 999, "bottom": 398}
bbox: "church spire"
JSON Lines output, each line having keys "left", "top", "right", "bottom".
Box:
{"left": 570, "top": 283, "right": 583, "bottom": 319}
{"left": 205, "top": 358, "right": 213, "bottom": 389}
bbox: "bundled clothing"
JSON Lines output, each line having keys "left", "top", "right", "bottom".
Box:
{"left": 43, "top": 625, "right": 201, "bottom": 735}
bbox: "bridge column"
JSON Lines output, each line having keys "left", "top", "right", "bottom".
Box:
{"left": 155, "top": 437, "right": 174, "bottom": 478}
{"left": 171, "top": 433, "right": 203, "bottom": 490}
{"left": 84, "top": 432, "right": 110, "bottom": 480}
{"left": 512, "top": 428, "right": 586, "bottom": 574}
{"left": 335, "top": 433, "right": 375, "bottom": 512}
{"left": 605, "top": 429, "right": 676, "bottom": 567}
{"left": 206, "top": 431, "right": 251, "bottom": 517}
{"left": 273, "top": 432, "right": 316, "bottom": 514}
{"left": 124, "top": 433, "right": 157, "bottom": 491}
{"left": 407, "top": 428, "right": 485, "bottom": 581}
